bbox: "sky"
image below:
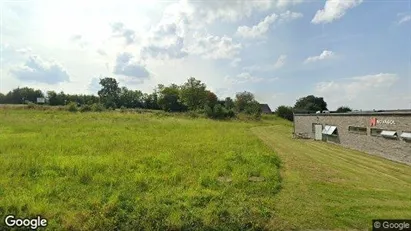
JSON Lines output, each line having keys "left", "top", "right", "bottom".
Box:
{"left": 1, "top": 0, "right": 410, "bottom": 111}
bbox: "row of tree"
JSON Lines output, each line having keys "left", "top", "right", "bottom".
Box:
{"left": 0, "top": 87, "right": 100, "bottom": 106}
{"left": 0, "top": 77, "right": 353, "bottom": 121}
{"left": 0, "top": 77, "right": 263, "bottom": 119}
{"left": 274, "top": 95, "right": 352, "bottom": 121}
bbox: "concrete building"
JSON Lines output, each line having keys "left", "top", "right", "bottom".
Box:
{"left": 293, "top": 110, "right": 411, "bottom": 165}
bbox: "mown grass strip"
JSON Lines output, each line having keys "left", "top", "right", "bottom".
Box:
{"left": 252, "top": 125, "right": 411, "bottom": 230}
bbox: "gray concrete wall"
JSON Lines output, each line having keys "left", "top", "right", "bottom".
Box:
{"left": 294, "top": 114, "right": 411, "bottom": 164}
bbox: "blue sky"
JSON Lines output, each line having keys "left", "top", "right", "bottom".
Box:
{"left": 1, "top": 0, "right": 410, "bottom": 110}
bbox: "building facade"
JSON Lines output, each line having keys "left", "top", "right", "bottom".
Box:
{"left": 293, "top": 111, "right": 411, "bottom": 165}
{"left": 260, "top": 104, "right": 272, "bottom": 114}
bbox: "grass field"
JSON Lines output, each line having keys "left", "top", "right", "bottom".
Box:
{"left": 0, "top": 109, "right": 282, "bottom": 230}
{"left": 1, "top": 109, "right": 410, "bottom": 230}
{"left": 253, "top": 125, "right": 411, "bottom": 230}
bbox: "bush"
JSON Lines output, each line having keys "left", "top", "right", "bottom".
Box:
{"left": 253, "top": 110, "right": 262, "bottom": 120}
{"left": 135, "top": 109, "right": 144, "bottom": 114}
{"left": 213, "top": 104, "right": 226, "bottom": 119}
{"left": 26, "top": 102, "right": 36, "bottom": 109}
{"left": 336, "top": 106, "right": 352, "bottom": 113}
{"left": 196, "top": 108, "right": 206, "bottom": 114}
{"left": 244, "top": 101, "right": 262, "bottom": 120}
{"left": 226, "top": 109, "right": 236, "bottom": 118}
{"left": 275, "top": 105, "right": 294, "bottom": 121}
{"left": 204, "top": 105, "right": 214, "bottom": 118}
{"left": 91, "top": 103, "right": 105, "bottom": 112}
{"left": 67, "top": 102, "right": 78, "bottom": 112}
{"left": 154, "top": 111, "right": 170, "bottom": 118}
{"left": 120, "top": 106, "right": 127, "bottom": 113}
{"left": 187, "top": 111, "right": 199, "bottom": 118}
{"left": 80, "top": 104, "right": 92, "bottom": 112}
{"left": 203, "top": 105, "right": 236, "bottom": 120}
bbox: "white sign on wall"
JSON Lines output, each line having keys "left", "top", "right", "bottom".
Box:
{"left": 378, "top": 119, "right": 395, "bottom": 125}
{"left": 37, "top": 98, "right": 45, "bottom": 103}
{"left": 370, "top": 118, "right": 396, "bottom": 126}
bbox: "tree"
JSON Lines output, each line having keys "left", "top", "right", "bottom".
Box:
{"left": 98, "top": 77, "right": 120, "bottom": 108}
{"left": 118, "top": 87, "right": 143, "bottom": 108}
{"left": 204, "top": 104, "right": 236, "bottom": 119}
{"left": 245, "top": 100, "right": 263, "bottom": 119}
{"left": 205, "top": 91, "right": 218, "bottom": 108}
{"left": 0, "top": 93, "right": 5, "bottom": 104}
{"left": 294, "top": 95, "right": 328, "bottom": 112}
{"left": 45, "top": 91, "right": 99, "bottom": 106}
{"left": 3, "top": 87, "right": 43, "bottom": 104}
{"left": 157, "top": 84, "right": 186, "bottom": 112}
{"left": 83, "top": 95, "right": 99, "bottom": 105}
{"left": 234, "top": 91, "right": 255, "bottom": 112}
{"left": 180, "top": 77, "right": 208, "bottom": 111}
{"left": 142, "top": 92, "right": 159, "bottom": 110}
{"left": 57, "top": 91, "right": 68, "bottom": 105}
{"left": 336, "top": 106, "right": 352, "bottom": 113}
{"left": 224, "top": 97, "right": 235, "bottom": 110}
{"left": 47, "top": 91, "right": 59, "bottom": 105}
{"left": 275, "top": 105, "right": 294, "bottom": 121}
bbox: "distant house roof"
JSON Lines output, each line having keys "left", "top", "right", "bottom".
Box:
{"left": 260, "top": 104, "right": 272, "bottom": 114}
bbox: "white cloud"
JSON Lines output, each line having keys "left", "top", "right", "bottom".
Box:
{"left": 141, "top": 37, "right": 188, "bottom": 60}
{"left": 140, "top": 1, "right": 191, "bottom": 60}
{"left": 230, "top": 58, "right": 242, "bottom": 67}
{"left": 278, "top": 11, "right": 304, "bottom": 23}
{"left": 242, "top": 65, "right": 261, "bottom": 72}
{"left": 187, "top": 33, "right": 242, "bottom": 59}
{"left": 315, "top": 73, "right": 399, "bottom": 110}
{"left": 188, "top": 1, "right": 270, "bottom": 24}
{"left": 110, "top": 22, "right": 137, "bottom": 45}
{"left": 267, "top": 77, "right": 280, "bottom": 82}
{"left": 397, "top": 13, "right": 411, "bottom": 25}
{"left": 16, "top": 47, "right": 32, "bottom": 55}
{"left": 236, "top": 72, "right": 264, "bottom": 83}
{"left": 1, "top": 43, "right": 26, "bottom": 66}
{"left": 243, "top": 54, "right": 287, "bottom": 72}
{"left": 9, "top": 55, "right": 70, "bottom": 84}
{"left": 304, "top": 50, "right": 335, "bottom": 64}
{"left": 271, "top": 93, "right": 285, "bottom": 100}
{"left": 188, "top": 0, "right": 304, "bottom": 24}
{"left": 312, "top": 0, "right": 363, "bottom": 24}
{"left": 214, "top": 87, "right": 236, "bottom": 99}
{"left": 88, "top": 77, "right": 101, "bottom": 94}
{"left": 275, "top": 0, "right": 304, "bottom": 8}
{"left": 113, "top": 52, "right": 150, "bottom": 81}
{"left": 236, "top": 11, "right": 302, "bottom": 39}
{"left": 97, "top": 49, "right": 107, "bottom": 56}
{"left": 70, "top": 34, "right": 89, "bottom": 48}
{"left": 70, "top": 34, "right": 82, "bottom": 41}
{"left": 273, "top": 55, "right": 287, "bottom": 69}
{"left": 1, "top": 0, "right": 408, "bottom": 112}
{"left": 225, "top": 72, "right": 279, "bottom": 84}
{"left": 236, "top": 13, "right": 278, "bottom": 39}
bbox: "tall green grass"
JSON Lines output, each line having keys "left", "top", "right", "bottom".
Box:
{"left": 0, "top": 110, "right": 281, "bottom": 230}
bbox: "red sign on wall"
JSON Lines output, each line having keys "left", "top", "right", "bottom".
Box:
{"left": 370, "top": 117, "right": 377, "bottom": 127}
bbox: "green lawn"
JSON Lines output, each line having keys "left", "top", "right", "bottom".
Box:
{"left": 0, "top": 109, "right": 410, "bottom": 230}
{"left": 253, "top": 125, "right": 411, "bottom": 230}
